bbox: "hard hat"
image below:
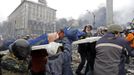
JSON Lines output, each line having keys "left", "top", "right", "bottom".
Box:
{"left": 107, "top": 24, "right": 123, "bottom": 33}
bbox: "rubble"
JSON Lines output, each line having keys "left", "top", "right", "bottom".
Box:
{"left": 72, "top": 45, "right": 86, "bottom": 75}
{"left": 71, "top": 45, "right": 134, "bottom": 75}
{"left": 0, "top": 44, "right": 134, "bottom": 75}
{"left": 126, "top": 57, "right": 134, "bottom": 75}
{"left": 72, "top": 45, "right": 80, "bottom": 75}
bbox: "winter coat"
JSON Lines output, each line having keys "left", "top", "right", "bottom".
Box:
{"left": 46, "top": 37, "right": 73, "bottom": 75}
{"left": 125, "top": 33, "right": 134, "bottom": 48}
{"left": 1, "top": 53, "right": 29, "bottom": 75}
{"left": 94, "top": 33, "right": 132, "bottom": 75}
{"left": 78, "top": 32, "right": 92, "bottom": 53}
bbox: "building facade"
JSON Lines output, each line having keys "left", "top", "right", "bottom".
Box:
{"left": 8, "top": 0, "right": 56, "bottom": 37}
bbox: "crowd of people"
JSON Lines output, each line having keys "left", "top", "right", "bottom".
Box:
{"left": 0, "top": 24, "right": 134, "bottom": 75}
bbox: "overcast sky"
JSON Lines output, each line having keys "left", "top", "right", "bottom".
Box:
{"left": 0, "top": 0, "right": 132, "bottom": 22}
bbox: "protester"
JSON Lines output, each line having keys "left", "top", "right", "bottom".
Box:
{"left": 44, "top": 27, "right": 84, "bottom": 75}
{"left": 94, "top": 24, "right": 134, "bottom": 75}
{"left": 45, "top": 38, "right": 72, "bottom": 75}
{"left": 94, "top": 26, "right": 107, "bottom": 36}
{"left": 125, "top": 30, "right": 134, "bottom": 48}
{"left": 28, "top": 32, "right": 59, "bottom": 46}
{"left": 28, "top": 26, "right": 85, "bottom": 45}
{"left": 84, "top": 25, "right": 93, "bottom": 37}
{"left": 1, "top": 39, "right": 31, "bottom": 75}
{"left": 28, "top": 26, "right": 85, "bottom": 75}
{"left": 76, "top": 25, "right": 92, "bottom": 75}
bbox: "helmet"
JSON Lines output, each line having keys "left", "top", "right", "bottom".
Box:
{"left": 9, "top": 39, "right": 31, "bottom": 60}
{"left": 107, "top": 24, "right": 123, "bottom": 33}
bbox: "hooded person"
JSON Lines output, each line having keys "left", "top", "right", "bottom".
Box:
{"left": 1, "top": 39, "right": 31, "bottom": 75}
{"left": 93, "top": 24, "right": 134, "bottom": 75}
{"left": 45, "top": 39, "right": 72, "bottom": 75}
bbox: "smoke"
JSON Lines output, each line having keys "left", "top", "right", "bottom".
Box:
{"left": 114, "top": 0, "right": 134, "bottom": 25}
{"left": 78, "top": 0, "right": 134, "bottom": 27}
{"left": 94, "top": 6, "right": 106, "bottom": 27}
{"left": 78, "top": 6, "right": 106, "bottom": 28}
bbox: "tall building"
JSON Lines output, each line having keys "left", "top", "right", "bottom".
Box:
{"left": 106, "top": 0, "right": 113, "bottom": 25}
{"left": 8, "top": 0, "right": 56, "bottom": 37}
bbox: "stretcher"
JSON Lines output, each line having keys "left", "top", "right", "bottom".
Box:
{"left": 72, "top": 37, "right": 101, "bottom": 45}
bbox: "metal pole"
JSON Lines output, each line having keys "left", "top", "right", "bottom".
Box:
{"left": 92, "top": 13, "right": 95, "bottom": 28}
{"left": 106, "top": 0, "right": 113, "bottom": 25}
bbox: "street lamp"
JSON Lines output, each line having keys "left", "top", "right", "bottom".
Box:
{"left": 86, "top": 10, "right": 96, "bottom": 27}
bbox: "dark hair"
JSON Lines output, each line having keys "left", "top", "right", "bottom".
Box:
{"left": 112, "top": 31, "right": 119, "bottom": 34}
{"left": 59, "top": 29, "right": 64, "bottom": 33}
{"left": 83, "top": 25, "right": 92, "bottom": 32}
{"left": 57, "top": 29, "right": 64, "bottom": 33}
